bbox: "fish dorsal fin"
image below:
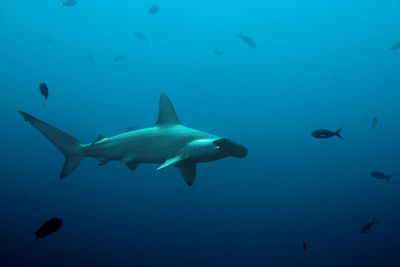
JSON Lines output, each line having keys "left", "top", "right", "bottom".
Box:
{"left": 175, "top": 160, "right": 196, "bottom": 186}
{"left": 155, "top": 93, "right": 181, "bottom": 126}
{"left": 90, "top": 135, "right": 105, "bottom": 147}
{"left": 96, "top": 135, "right": 105, "bottom": 141}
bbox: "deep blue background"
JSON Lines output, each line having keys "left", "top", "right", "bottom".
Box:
{"left": 1, "top": 0, "right": 400, "bottom": 266}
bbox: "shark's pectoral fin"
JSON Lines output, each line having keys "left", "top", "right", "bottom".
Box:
{"left": 175, "top": 160, "right": 196, "bottom": 186}
{"left": 126, "top": 161, "right": 139, "bottom": 171}
{"left": 157, "top": 155, "right": 185, "bottom": 170}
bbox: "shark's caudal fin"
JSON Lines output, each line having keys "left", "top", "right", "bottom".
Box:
{"left": 155, "top": 93, "right": 181, "bottom": 126}
{"left": 18, "top": 111, "right": 84, "bottom": 178}
{"left": 372, "top": 216, "right": 379, "bottom": 224}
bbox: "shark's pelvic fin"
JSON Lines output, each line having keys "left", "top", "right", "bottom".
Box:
{"left": 157, "top": 155, "right": 185, "bottom": 170}
{"left": 18, "top": 110, "right": 84, "bottom": 178}
{"left": 155, "top": 93, "right": 181, "bottom": 126}
{"left": 175, "top": 160, "right": 196, "bottom": 186}
{"left": 126, "top": 161, "right": 139, "bottom": 171}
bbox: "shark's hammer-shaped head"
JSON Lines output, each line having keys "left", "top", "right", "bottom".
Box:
{"left": 213, "top": 138, "right": 248, "bottom": 158}
{"left": 184, "top": 138, "right": 248, "bottom": 162}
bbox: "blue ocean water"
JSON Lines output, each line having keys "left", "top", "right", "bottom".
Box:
{"left": 1, "top": 0, "right": 400, "bottom": 266}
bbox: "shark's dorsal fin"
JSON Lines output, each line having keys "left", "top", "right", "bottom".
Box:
{"left": 155, "top": 93, "right": 181, "bottom": 126}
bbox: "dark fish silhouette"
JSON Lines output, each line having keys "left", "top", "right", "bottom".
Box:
{"left": 372, "top": 117, "right": 378, "bottom": 128}
{"left": 88, "top": 53, "right": 95, "bottom": 66}
{"left": 41, "top": 38, "right": 54, "bottom": 45}
{"left": 311, "top": 127, "right": 343, "bottom": 139}
{"left": 35, "top": 217, "right": 63, "bottom": 238}
{"left": 361, "top": 217, "right": 378, "bottom": 233}
{"left": 370, "top": 171, "right": 391, "bottom": 183}
{"left": 39, "top": 82, "right": 49, "bottom": 106}
{"left": 332, "top": 75, "right": 342, "bottom": 84}
{"left": 391, "top": 41, "right": 400, "bottom": 51}
{"left": 113, "top": 55, "right": 127, "bottom": 62}
{"left": 149, "top": 5, "right": 160, "bottom": 14}
{"left": 61, "top": 0, "right": 77, "bottom": 8}
{"left": 237, "top": 33, "right": 256, "bottom": 48}
{"left": 134, "top": 32, "right": 149, "bottom": 43}
{"left": 23, "top": 195, "right": 33, "bottom": 208}
{"left": 302, "top": 240, "right": 307, "bottom": 251}
{"left": 213, "top": 48, "right": 224, "bottom": 59}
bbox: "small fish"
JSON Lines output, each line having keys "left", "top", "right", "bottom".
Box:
{"left": 372, "top": 117, "right": 378, "bottom": 128}
{"left": 23, "top": 195, "right": 33, "bottom": 208}
{"left": 332, "top": 75, "right": 342, "bottom": 84}
{"left": 237, "top": 33, "right": 256, "bottom": 49}
{"left": 391, "top": 41, "right": 400, "bottom": 51}
{"left": 61, "top": 0, "right": 77, "bottom": 8}
{"left": 113, "top": 55, "right": 127, "bottom": 62}
{"left": 213, "top": 48, "right": 224, "bottom": 59}
{"left": 149, "top": 5, "right": 160, "bottom": 14}
{"left": 88, "top": 53, "right": 95, "bottom": 66}
{"left": 361, "top": 216, "right": 378, "bottom": 233}
{"left": 39, "top": 82, "right": 49, "bottom": 107}
{"left": 35, "top": 217, "right": 63, "bottom": 238}
{"left": 302, "top": 240, "right": 307, "bottom": 251}
{"left": 370, "top": 171, "right": 391, "bottom": 183}
{"left": 311, "top": 127, "right": 343, "bottom": 139}
{"left": 41, "top": 38, "right": 54, "bottom": 45}
{"left": 135, "top": 32, "right": 149, "bottom": 43}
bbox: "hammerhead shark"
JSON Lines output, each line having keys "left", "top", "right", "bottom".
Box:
{"left": 18, "top": 94, "right": 247, "bottom": 186}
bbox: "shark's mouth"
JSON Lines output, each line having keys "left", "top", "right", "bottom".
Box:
{"left": 213, "top": 138, "right": 248, "bottom": 158}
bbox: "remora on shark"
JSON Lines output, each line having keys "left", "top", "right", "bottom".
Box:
{"left": 18, "top": 94, "right": 247, "bottom": 186}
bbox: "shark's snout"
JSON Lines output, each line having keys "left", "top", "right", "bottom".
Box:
{"left": 214, "top": 138, "right": 248, "bottom": 158}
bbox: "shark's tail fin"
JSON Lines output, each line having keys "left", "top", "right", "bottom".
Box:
{"left": 18, "top": 110, "right": 84, "bottom": 178}
{"left": 372, "top": 216, "right": 379, "bottom": 224}
{"left": 335, "top": 127, "right": 343, "bottom": 139}
{"left": 61, "top": 0, "right": 65, "bottom": 8}
{"left": 386, "top": 175, "right": 391, "bottom": 183}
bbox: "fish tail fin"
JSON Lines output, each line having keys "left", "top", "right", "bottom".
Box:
{"left": 43, "top": 99, "right": 47, "bottom": 107}
{"left": 18, "top": 110, "right": 84, "bottom": 178}
{"left": 386, "top": 175, "right": 391, "bottom": 183}
{"left": 237, "top": 32, "right": 243, "bottom": 38}
{"left": 373, "top": 216, "right": 379, "bottom": 224}
{"left": 61, "top": 0, "right": 64, "bottom": 7}
{"left": 335, "top": 127, "right": 343, "bottom": 139}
